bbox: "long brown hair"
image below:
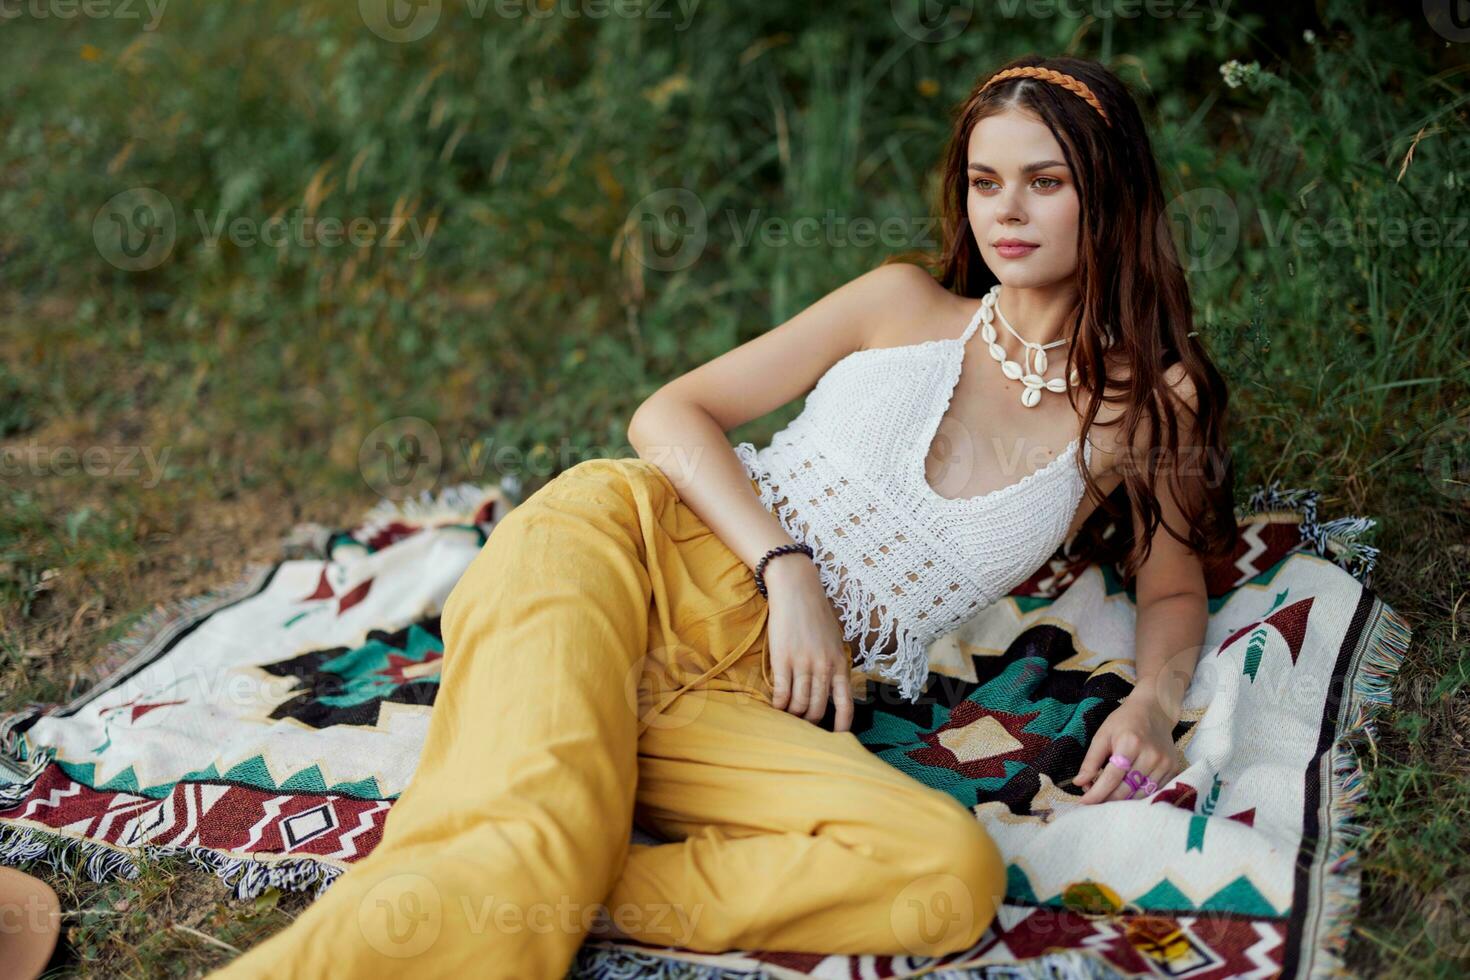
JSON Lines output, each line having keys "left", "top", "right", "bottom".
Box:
{"left": 889, "top": 53, "right": 1238, "bottom": 584}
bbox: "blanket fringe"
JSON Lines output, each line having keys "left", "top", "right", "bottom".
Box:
{"left": 0, "top": 710, "right": 48, "bottom": 809}
{"left": 569, "top": 945, "right": 766, "bottom": 979}
{"left": 1306, "top": 602, "right": 1412, "bottom": 979}
{"left": 929, "top": 951, "right": 1127, "bottom": 978}
{"left": 357, "top": 481, "right": 507, "bottom": 530}
{"left": 176, "top": 844, "right": 345, "bottom": 901}
{"left": 0, "top": 820, "right": 345, "bottom": 902}
{"left": 0, "top": 822, "right": 144, "bottom": 885}
{"left": 569, "top": 943, "right": 1125, "bottom": 980}
{"left": 69, "top": 562, "right": 278, "bottom": 700}
{"left": 1238, "top": 482, "right": 1381, "bottom": 587}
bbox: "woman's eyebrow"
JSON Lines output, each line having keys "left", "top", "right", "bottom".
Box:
{"left": 968, "top": 160, "right": 1069, "bottom": 174}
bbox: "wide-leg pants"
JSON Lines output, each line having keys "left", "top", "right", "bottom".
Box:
{"left": 209, "top": 456, "right": 1005, "bottom": 979}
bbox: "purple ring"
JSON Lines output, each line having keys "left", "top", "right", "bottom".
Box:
{"left": 1142, "top": 778, "right": 1159, "bottom": 796}
{"left": 1123, "top": 769, "right": 1146, "bottom": 790}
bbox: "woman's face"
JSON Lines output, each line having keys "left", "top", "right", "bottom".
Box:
{"left": 966, "top": 108, "right": 1081, "bottom": 288}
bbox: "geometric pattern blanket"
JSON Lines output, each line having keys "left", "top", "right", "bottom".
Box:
{"left": 0, "top": 477, "right": 1410, "bottom": 980}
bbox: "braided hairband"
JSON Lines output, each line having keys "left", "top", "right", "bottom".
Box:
{"left": 979, "top": 66, "right": 1112, "bottom": 128}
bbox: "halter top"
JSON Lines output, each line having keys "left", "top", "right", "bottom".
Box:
{"left": 734, "top": 300, "right": 1095, "bottom": 703}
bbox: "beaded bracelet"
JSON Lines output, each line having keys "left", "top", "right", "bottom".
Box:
{"left": 753, "top": 542, "right": 815, "bottom": 598}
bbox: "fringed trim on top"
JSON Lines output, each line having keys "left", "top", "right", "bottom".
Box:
{"left": 1237, "top": 482, "right": 1381, "bottom": 587}
{"left": 357, "top": 481, "right": 507, "bottom": 530}
{"left": 735, "top": 442, "right": 932, "bottom": 703}
{"left": 16, "top": 561, "right": 278, "bottom": 723}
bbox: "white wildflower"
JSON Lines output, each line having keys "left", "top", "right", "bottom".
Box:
{"left": 1219, "top": 59, "right": 1263, "bottom": 90}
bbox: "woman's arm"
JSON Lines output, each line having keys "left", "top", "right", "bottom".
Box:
{"left": 627, "top": 261, "right": 942, "bottom": 731}
{"left": 1076, "top": 367, "right": 1211, "bottom": 803}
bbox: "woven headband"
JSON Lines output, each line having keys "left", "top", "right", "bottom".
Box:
{"left": 979, "top": 66, "right": 1112, "bottom": 128}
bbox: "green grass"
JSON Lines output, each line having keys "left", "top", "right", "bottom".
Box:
{"left": 2, "top": 0, "right": 1467, "bottom": 975}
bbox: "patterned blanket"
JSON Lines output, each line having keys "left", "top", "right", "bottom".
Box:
{"left": 0, "top": 476, "right": 1409, "bottom": 979}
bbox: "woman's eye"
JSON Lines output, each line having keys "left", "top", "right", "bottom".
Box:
{"left": 969, "top": 176, "right": 1061, "bottom": 191}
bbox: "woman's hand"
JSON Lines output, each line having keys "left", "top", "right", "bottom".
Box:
{"left": 1074, "top": 683, "right": 1182, "bottom": 804}
{"left": 762, "top": 555, "right": 855, "bottom": 732}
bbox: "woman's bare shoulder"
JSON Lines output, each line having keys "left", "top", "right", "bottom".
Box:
{"left": 857, "top": 263, "right": 968, "bottom": 350}
{"left": 1084, "top": 356, "right": 1196, "bottom": 473}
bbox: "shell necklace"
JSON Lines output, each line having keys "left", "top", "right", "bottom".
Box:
{"left": 977, "top": 284, "right": 1079, "bottom": 408}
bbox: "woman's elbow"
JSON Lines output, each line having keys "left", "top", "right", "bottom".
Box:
{"left": 627, "top": 396, "right": 665, "bottom": 449}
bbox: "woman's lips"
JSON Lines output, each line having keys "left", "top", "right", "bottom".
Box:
{"left": 995, "top": 243, "right": 1040, "bottom": 258}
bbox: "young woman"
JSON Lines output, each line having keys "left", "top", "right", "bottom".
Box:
{"left": 212, "top": 54, "right": 1237, "bottom": 980}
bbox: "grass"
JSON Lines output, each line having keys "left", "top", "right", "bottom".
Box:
{"left": 1, "top": 0, "right": 1467, "bottom": 975}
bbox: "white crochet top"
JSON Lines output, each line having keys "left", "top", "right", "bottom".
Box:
{"left": 734, "top": 300, "right": 1095, "bottom": 702}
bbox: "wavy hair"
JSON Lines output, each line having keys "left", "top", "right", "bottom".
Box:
{"left": 888, "top": 53, "right": 1238, "bottom": 584}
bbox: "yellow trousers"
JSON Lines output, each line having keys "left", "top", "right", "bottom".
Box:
{"left": 210, "top": 457, "right": 1004, "bottom": 979}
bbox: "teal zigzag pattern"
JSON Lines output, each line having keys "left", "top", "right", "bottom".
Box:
{"left": 1006, "top": 863, "right": 1282, "bottom": 918}
{"left": 56, "top": 756, "right": 387, "bottom": 802}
